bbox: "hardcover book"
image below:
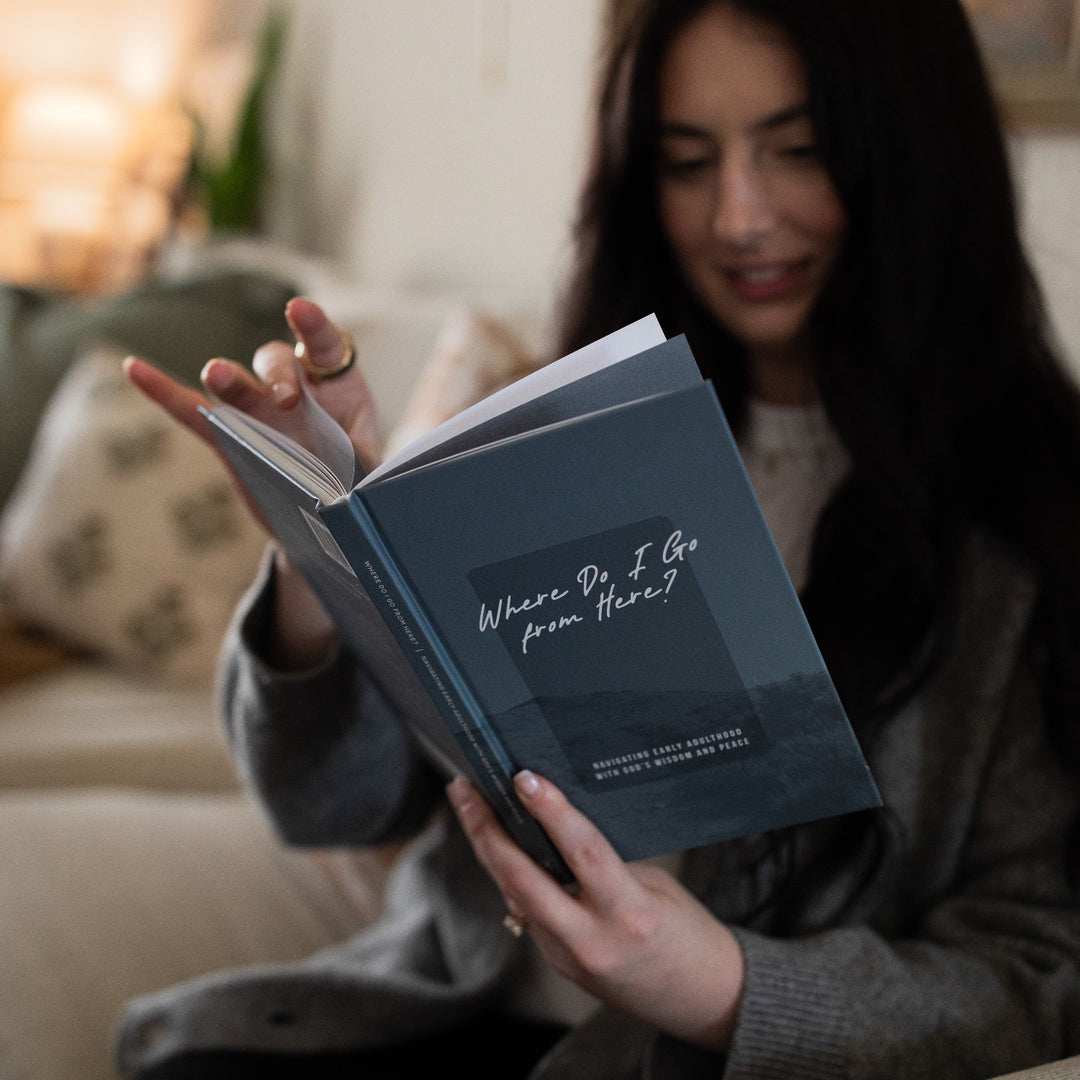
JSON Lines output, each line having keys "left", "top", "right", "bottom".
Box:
{"left": 204, "top": 315, "right": 880, "bottom": 882}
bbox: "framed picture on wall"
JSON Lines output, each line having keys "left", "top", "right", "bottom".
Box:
{"left": 604, "top": 0, "right": 1080, "bottom": 128}
{"left": 960, "top": 0, "right": 1080, "bottom": 126}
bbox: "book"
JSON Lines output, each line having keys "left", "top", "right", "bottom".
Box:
{"left": 204, "top": 315, "right": 880, "bottom": 882}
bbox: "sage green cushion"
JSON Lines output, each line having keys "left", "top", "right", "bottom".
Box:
{"left": 0, "top": 270, "right": 295, "bottom": 511}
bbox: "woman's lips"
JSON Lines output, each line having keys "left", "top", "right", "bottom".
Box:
{"left": 722, "top": 259, "right": 812, "bottom": 301}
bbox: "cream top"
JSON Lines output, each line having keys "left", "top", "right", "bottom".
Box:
{"left": 739, "top": 399, "right": 849, "bottom": 594}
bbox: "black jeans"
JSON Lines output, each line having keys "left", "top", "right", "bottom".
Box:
{"left": 134, "top": 1015, "right": 570, "bottom": 1079}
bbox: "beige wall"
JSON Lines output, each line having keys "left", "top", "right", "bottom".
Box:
{"left": 1012, "top": 133, "right": 1080, "bottom": 372}
{"left": 262, "top": 0, "right": 605, "bottom": 306}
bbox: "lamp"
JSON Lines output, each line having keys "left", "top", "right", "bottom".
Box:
{"left": 0, "top": 80, "right": 192, "bottom": 293}
{"left": 0, "top": 0, "right": 265, "bottom": 295}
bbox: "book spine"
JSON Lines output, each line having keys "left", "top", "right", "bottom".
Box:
{"left": 320, "top": 495, "right": 572, "bottom": 883}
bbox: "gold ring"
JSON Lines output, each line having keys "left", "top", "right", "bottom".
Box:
{"left": 294, "top": 331, "right": 355, "bottom": 379}
{"left": 502, "top": 913, "right": 529, "bottom": 938}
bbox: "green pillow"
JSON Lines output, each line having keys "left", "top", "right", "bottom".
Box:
{"left": 0, "top": 270, "right": 295, "bottom": 510}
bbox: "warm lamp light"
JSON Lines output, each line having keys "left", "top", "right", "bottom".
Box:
{"left": 0, "top": 79, "right": 192, "bottom": 294}
{"left": 0, "top": 0, "right": 238, "bottom": 295}
{"left": 4, "top": 84, "right": 133, "bottom": 167}
{"left": 33, "top": 185, "right": 109, "bottom": 236}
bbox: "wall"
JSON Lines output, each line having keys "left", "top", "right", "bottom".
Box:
{"left": 262, "top": 0, "right": 606, "bottom": 306}
{"left": 1012, "top": 133, "right": 1080, "bottom": 373}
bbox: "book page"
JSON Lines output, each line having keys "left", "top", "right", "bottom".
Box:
{"left": 206, "top": 405, "right": 348, "bottom": 502}
{"left": 366, "top": 335, "right": 701, "bottom": 487}
{"left": 205, "top": 314, "right": 667, "bottom": 503}
{"left": 360, "top": 314, "right": 665, "bottom": 487}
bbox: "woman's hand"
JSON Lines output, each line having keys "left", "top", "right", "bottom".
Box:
{"left": 446, "top": 771, "right": 745, "bottom": 1053}
{"left": 122, "top": 296, "right": 380, "bottom": 472}
{"left": 123, "top": 297, "right": 378, "bottom": 671}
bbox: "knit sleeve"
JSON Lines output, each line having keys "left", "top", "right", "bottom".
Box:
{"left": 722, "top": 656, "right": 1080, "bottom": 1080}
{"left": 217, "top": 549, "right": 443, "bottom": 847}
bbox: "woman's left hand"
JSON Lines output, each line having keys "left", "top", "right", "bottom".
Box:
{"left": 446, "top": 770, "right": 745, "bottom": 1053}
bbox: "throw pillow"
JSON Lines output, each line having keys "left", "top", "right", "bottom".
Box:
{"left": 0, "top": 346, "right": 267, "bottom": 684}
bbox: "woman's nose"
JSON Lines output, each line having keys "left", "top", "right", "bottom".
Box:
{"left": 712, "top": 161, "right": 775, "bottom": 246}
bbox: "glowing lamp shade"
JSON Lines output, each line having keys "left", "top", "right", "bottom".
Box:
{"left": 4, "top": 83, "right": 134, "bottom": 168}
{"left": 0, "top": 0, "right": 221, "bottom": 294}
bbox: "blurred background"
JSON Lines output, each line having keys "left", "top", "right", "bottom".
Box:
{"left": 0, "top": 0, "right": 1075, "bottom": 359}
{"left": 0, "top": 0, "right": 1073, "bottom": 348}
{"left": 0, "top": 8, "right": 1077, "bottom": 1078}
{"left": 0, "top": 0, "right": 605, "bottom": 304}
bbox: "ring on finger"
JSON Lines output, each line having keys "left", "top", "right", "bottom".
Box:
{"left": 294, "top": 331, "right": 355, "bottom": 379}
{"left": 502, "top": 913, "right": 529, "bottom": 938}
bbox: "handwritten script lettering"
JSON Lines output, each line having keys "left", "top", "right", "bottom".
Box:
{"left": 478, "top": 587, "right": 571, "bottom": 632}
{"left": 476, "top": 527, "right": 700, "bottom": 654}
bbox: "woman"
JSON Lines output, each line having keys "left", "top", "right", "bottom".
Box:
{"left": 119, "top": 0, "right": 1080, "bottom": 1076}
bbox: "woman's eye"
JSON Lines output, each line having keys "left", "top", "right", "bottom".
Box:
{"left": 659, "top": 155, "right": 712, "bottom": 178}
{"left": 778, "top": 143, "right": 820, "bottom": 162}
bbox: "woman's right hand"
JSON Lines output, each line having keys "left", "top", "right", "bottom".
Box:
{"left": 123, "top": 296, "right": 380, "bottom": 472}
{"left": 123, "top": 297, "right": 378, "bottom": 671}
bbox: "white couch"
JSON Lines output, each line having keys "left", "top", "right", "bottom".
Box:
{"left": 0, "top": 241, "right": 548, "bottom": 1080}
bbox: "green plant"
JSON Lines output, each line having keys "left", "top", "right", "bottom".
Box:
{"left": 189, "top": 7, "right": 286, "bottom": 233}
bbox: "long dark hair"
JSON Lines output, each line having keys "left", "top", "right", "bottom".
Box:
{"left": 556, "top": 0, "right": 1080, "bottom": 895}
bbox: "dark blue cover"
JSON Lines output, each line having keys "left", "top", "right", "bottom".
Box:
{"left": 345, "top": 381, "right": 880, "bottom": 865}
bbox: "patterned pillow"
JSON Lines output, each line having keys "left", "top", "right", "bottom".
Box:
{"left": 0, "top": 347, "right": 266, "bottom": 684}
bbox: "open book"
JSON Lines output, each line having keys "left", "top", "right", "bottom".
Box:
{"left": 205, "top": 315, "right": 879, "bottom": 882}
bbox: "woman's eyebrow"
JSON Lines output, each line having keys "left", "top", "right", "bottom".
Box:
{"left": 755, "top": 103, "right": 812, "bottom": 132}
{"left": 658, "top": 103, "right": 811, "bottom": 139}
{"left": 658, "top": 122, "right": 711, "bottom": 140}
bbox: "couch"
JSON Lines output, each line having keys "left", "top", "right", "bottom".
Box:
{"left": 0, "top": 239, "right": 547, "bottom": 1080}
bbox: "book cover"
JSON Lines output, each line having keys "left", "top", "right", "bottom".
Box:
{"left": 205, "top": 319, "right": 880, "bottom": 880}
{"left": 331, "top": 380, "right": 879, "bottom": 869}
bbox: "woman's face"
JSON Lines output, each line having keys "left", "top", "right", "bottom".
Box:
{"left": 657, "top": 4, "right": 847, "bottom": 371}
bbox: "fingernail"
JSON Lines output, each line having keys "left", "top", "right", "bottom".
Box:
{"left": 272, "top": 381, "right": 297, "bottom": 405}
{"left": 202, "top": 359, "right": 234, "bottom": 389}
{"left": 514, "top": 770, "right": 540, "bottom": 797}
{"left": 446, "top": 776, "right": 473, "bottom": 809}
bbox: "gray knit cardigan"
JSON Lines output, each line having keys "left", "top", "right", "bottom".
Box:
{"left": 115, "top": 534, "right": 1080, "bottom": 1079}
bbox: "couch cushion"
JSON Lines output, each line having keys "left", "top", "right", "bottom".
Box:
{"left": 0, "top": 664, "right": 234, "bottom": 791}
{"left": 0, "top": 620, "right": 73, "bottom": 691}
{"left": 0, "top": 270, "right": 295, "bottom": 512}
